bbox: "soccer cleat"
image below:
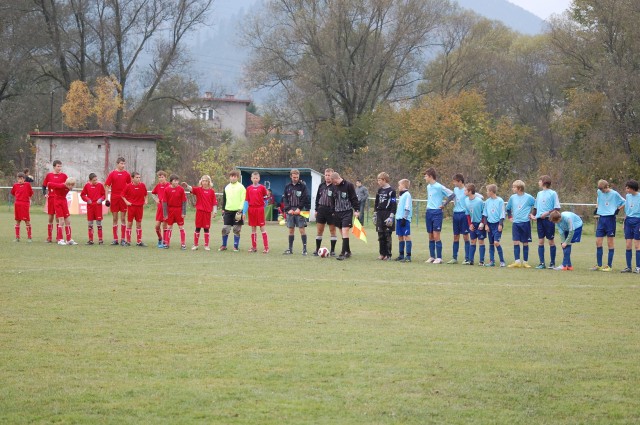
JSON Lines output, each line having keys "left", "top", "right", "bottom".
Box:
{"left": 601, "top": 265, "right": 612, "bottom": 272}
{"left": 218, "top": 245, "right": 227, "bottom": 251}
{"left": 302, "top": 249, "right": 308, "bottom": 256}
{"left": 521, "top": 262, "right": 532, "bottom": 268}
{"left": 395, "top": 256, "right": 405, "bottom": 261}
{"left": 57, "top": 240, "right": 67, "bottom": 246}
{"left": 635, "top": 267, "right": 640, "bottom": 274}
{"left": 163, "top": 244, "right": 170, "bottom": 249}
{"left": 157, "top": 241, "right": 163, "bottom": 248}
{"left": 248, "top": 247, "right": 257, "bottom": 253}
{"left": 553, "top": 265, "right": 564, "bottom": 271}
{"left": 590, "top": 265, "right": 602, "bottom": 271}
{"left": 14, "top": 238, "right": 20, "bottom": 242}
{"left": 336, "top": 254, "right": 346, "bottom": 261}
{"left": 313, "top": 251, "right": 319, "bottom": 256}
{"left": 433, "top": 258, "right": 443, "bottom": 264}
{"left": 120, "top": 240, "right": 126, "bottom": 246}
{"left": 467, "top": 261, "right": 474, "bottom": 266}
{"left": 283, "top": 249, "right": 293, "bottom": 255}
{"left": 446, "top": 259, "right": 458, "bottom": 264}
{"left": 111, "top": 240, "right": 119, "bottom": 245}
{"left": 330, "top": 251, "right": 336, "bottom": 257}
{"left": 426, "top": 257, "right": 435, "bottom": 263}
{"left": 484, "top": 261, "right": 495, "bottom": 267}
{"left": 462, "top": 260, "right": 471, "bottom": 265}
{"left": 27, "top": 238, "right": 32, "bottom": 243}
{"left": 98, "top": 240, "right": 104, "bottom": 245}
{"left": 548, "top": 263, "right": 556, "bottom": 269}
{"left": 565, "top": 266, "right": 574, "bottom": 271}
{"left": 621, "top": 267, "right": 632, "bottom": 273}
{"left": 157, "top": 243, "right": 166, "bottom": 249}
{"left": 123, "top": 242, "right": 131, "bottom": 247}
{"left": 46, "top": 239, "right": 52, "bottom": 243}
{"left": 233, "top": 247, "right": 239, "bottom": 252}
{"left": 86, "top": 240, "right": 94, "bottom": 245}
{"left": 507, "top": 260, "right": 522, "bottom": 268}
{"left": 67, "top": 240, "right": 78, "bottom": 245}
{"left": 192, "top": 245, "right": 199, "bottom": 251}
{"left": 404, "top": 257, "right": 412, "bottom": 263}
{"left": 204, "top": 246, "right": 211, "bottom": 251}
{"left": 500, "top": 262, "right": 506, "bottom": 267}
{"left": 478, "top": 262, "right": 484, "bottom": 266}
{"left": 535, "top": 263, "right": 546, "bottom": 269}
{"left": 181, "top": 245, "right": 187, "bottom": 250}
{"left": 263, "top": 248, "right": 269, "bottom": 254}
{"left": 345, "top": 252, "right": 352, "bottom": 258}
{"left": 136, "top": 242, "right": 147, "bottom": 247}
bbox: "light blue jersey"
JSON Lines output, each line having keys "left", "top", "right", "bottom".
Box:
{"left": 427, "top": 182, "right": 453, "bottom": 210}
{"left": 483, "top": 196, "right": 505, "bottom": 224}
{"left": 396, "top": 190, "right": 413, "bottom": 222}
{"left": 506, "top": 193, "right": 535, "bottom": 223}
{"left": 556, "top": 211, "right": 583, "bottom": 233}
{"left": 453, "top": 186, "right": 467, "bottom": 213}
{"left": 596, "top": 189, "right": 625, "bottom": 216}
{"left": 535, "top": 189, "right": 560, "bottom": 218}
{"left": 625, "top": 193, "right": 640, "bottom": 218}
{"left": 465, "top": 196, "right": 484, "bottom": 223}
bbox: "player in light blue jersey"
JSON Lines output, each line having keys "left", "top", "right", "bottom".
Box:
{"left": 531, "top": 175, "right": 561, "bottom": 269}
{"left": 550, "top": 210, "right": 583, "bottom": 270}
{"left": 591, "top": 179, "right": 625, "bottom": 271}
{"left": 465, "top": 183, "right": 486, "bottom": 265}
{"left": 506, "top": 180, "right": 536, "bottom": 268}
{"left": 622, "top": 180, "right": 640, "bottom": 273}
{"left": 424, "top": 168, "right": 454, "bottom": 264}
{"left": 479, "top": 184, "right": 506, "bottom": 267}
{"left": 448, "top": 174, "right": 471, "bottom": 264}
{"left": 395, "top": 179, "right": 413, "bottom": 262}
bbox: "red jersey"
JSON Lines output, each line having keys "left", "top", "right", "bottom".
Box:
{"left": 122, "top": 182, "right": 148, "bottom": 206}
{"left": 191, "top": 187, "right": 217, "bottom": 212}
{"left": 105, "top": 169, "right": 131, "bottom": 196}
{"left": 43, "top": 172, "right": 68, "bottom": 198}
{"left": 246, "top": 184, "right": 268, "bottom": 207}
{"left": 152, "top": 182, "right": 170, "bottom": 202}
{"left": 163, "top": 185, "right": 187, "bottom": 208}
{"left": 11, "top": 182, "right": 33, "bottom": 203}
{"left": 47, "top": 181, "right": 71, "bottom": 199}
{"left": 80, "top": 182, "right": 106, "bottom": 203}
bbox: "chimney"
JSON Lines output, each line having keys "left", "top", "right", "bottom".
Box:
{"left": 204, "top": 92, "right": 213, "bottom": 99}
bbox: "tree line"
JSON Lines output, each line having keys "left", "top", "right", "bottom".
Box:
{"left": 1, "top": 0, "right": 639, "bottom": 201}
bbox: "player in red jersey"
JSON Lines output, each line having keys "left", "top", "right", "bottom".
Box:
{"left": 151, "top": 170, "right": 169, "bottom": 248}
{"left": 245, "top": 171, "right": 270, "bottom": 253}
{"left": 42, "top": 160, "right": 68, "bottom": 242}
{"left": 47, "top": 178, "right": 78, "bottom": 245}
{"left": 80, "top": 173, "right": 106, "bottom": 245}
{"left": 162, "top": 174, "right": 187, "bottom": 249}
{"left": 11, "top": 172, "right": 34, "bottom": 242}
{"left": 105, "top": 157, "right": 131, "bottom": 245}
{"left": 182, "top": 175, "right": 217, "bottom": 251}
{"left": 122, "top": 172, "right": 148, "bottom": 247}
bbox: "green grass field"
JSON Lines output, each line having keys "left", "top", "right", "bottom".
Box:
{"left": 1, "top": 209, "right": 639, "bottom": 424}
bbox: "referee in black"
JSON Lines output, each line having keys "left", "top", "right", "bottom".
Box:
{"left": 330, "top": 172, "right": 360, "bottom": 260}
{"left": 314, "top": 168, "right": 338, "bottom": 256}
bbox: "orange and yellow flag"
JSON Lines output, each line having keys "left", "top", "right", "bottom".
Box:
{"left": 351, "top": 217, "right": 367, "bottom": 243}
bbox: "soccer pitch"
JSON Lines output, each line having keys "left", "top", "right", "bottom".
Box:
{"left": 1, "top": 209, "right": 639, "bottom": 424}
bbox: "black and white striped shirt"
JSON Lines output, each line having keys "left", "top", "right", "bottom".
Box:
{"left": 332, "top": 179, "right": 359, "bottom": 212}
{"left": 315, "top": 182, "right": 335, "bottom": 209}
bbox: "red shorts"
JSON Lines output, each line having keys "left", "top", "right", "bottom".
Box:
{"left": 155, "top": 204, "right": 164, "bottom": 222}
{"left": 195, "top": 210, "right": 212, "bottom": 229}
{"left": 110, "top": 196, "right": 127, "bottom": 213}
{"left": 128, "top": 205, "right": 144, "bottom": 222}
{"left": 248, "top": 206, "right": 266, "bottom": 227}
{"left": 47, "top": 196, "right": 56, "bottom": 215}
{"left": 14, "top": 202, "right": 30, "bottom": 221}
{"left": 54, "top": 199, "right": 70, "bottom": 219}
{"left": 86, "top": 203, "right": 103, "bottom": 221}
{"left": 166, "top": 207, "right": 184, "bottom": 226}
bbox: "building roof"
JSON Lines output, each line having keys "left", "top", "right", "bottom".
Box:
{"left": 236, "top": 167, "right": 322, "bottom": 176}
{"left": 28, "top": 131, "right": 162, "bottom": 140}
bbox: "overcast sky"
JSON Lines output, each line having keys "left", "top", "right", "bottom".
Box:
{"left": 508, "top": 0, "right": 573, "bottom": 19}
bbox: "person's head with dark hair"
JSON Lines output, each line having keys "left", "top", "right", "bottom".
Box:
{"left": 452, "top": 173, "right": 464, "bottom": 184}
{"left": 626, "top": 179, "right": 639, "bottom": 193}
{"left": 539, "top": 175, "right": 552, "bottom": 189}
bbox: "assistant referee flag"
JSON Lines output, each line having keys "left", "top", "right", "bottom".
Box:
{"left": 351, "top": 217, "right": 367, "bottom": 243}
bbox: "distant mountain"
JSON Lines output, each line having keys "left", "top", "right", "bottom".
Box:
{"left": 187, "top": 0, "right": 546, "bottom": 103}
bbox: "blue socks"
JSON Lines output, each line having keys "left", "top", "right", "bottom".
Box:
{"left": 596, "top": 246, "right": 603, "bottom": 267}
{"left": 469, "top": 244, "right": 476, "bottom": 262}
{"left": 479, "top": 245, "right": 486, "bottom": 262}
{"left": 453, "top": 241, "right": 459, "bottom": 260}
{"left": 523, "top": 245, "right": 529, "bottom": 262}
{"left": 464, "top": 240, "right": 470, "bottom": 261}
{"left": 626, "top": 249, "right": 632, "bottom": 268}
{"left": 608, "top": 249, "right": 615, "bottom": 267}
{"left": 563, "top": 245, "right": 572, "bottom": 266}
{"left": 497, "top": 246, "right": 504, "bottom": 263}
{"left": 550, "top": 245, "right": 557, "bottom": 265}
{"left": 538, "top": 245, "right": 545, "bottom": 264}
{"left": 436, "top": 241, "right": 442, "bottom": 258}
{"left": 406, "top": 241, "right": 412, "bottom": 256}
{"left": 222, "top": 234, "right": 228, "bottom": 247}
{"left": 429, "top": 240, "right": 435, "bottom": 258}
{"left": 514, "top": 245, "right": 520, "bottom": 261}
{"left": 489, "top": 245, "right": 495, "bottom": 262}
{"left": 234, "top": 235, "right": 240, "bottom": 249}
{"left": 399, "top": 241, "right": 405, "bottom": 256}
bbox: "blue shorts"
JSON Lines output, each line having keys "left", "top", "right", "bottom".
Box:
{"left": 563, "top": 226, "right": 583, "bottom": 244}
{"left": 624, "top": 217, "right": 640, "bottom": 240}
{"left": 596, "top": 215, "right": 616, "bottom": 238}
{"left": 396, "top": 219, "right": 411, "bottom": 237}
{"left": 426, "top": 209, "right": 443, "bottom": 233}
{"left": 536, "top": 218, "right": 555, "bottom": 240}
{"left": 512, "top": 221, "right": 532, "bottom": 243}
{"left": 469, "top": 222, "right": 486, "bottom": 241}
{"left": 487, "top": 222, "right": 502, "bottom": 244}
{"left": 452, "top": 211, "right": 469, "bottom": 235}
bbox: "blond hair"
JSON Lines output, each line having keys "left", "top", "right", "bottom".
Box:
{"left": 399, "top": 179, "right": 410, "bottom": 189}
{"left": 377, "top": 172, "right": 390, "bottom": 183}
{"left": 487, "top": 184, "right": 497, "bottom": 194}
{"left": 512, "top": 180, "right": 525, "bottom": 191}
{"left": 199, "top": 175, "right": 212, "bottom": 187}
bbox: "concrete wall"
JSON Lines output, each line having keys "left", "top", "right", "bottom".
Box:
{"left": 33, "top": 134, "right": 157, "bottom": 188}
{"left": 172, "top": 99, "right": 249, "bottom": 140}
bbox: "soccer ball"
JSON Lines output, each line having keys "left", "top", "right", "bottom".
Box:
{"left": 317, "top": 247, "right": 330, "bottom": 258}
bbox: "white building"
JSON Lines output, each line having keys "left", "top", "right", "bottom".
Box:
{"left": 171, "top": 93, "right": 252, "bottom": 140}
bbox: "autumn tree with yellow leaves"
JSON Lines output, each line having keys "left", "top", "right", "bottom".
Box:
{"left": 61, "top": 77, "right": 123, "bottom": 130}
